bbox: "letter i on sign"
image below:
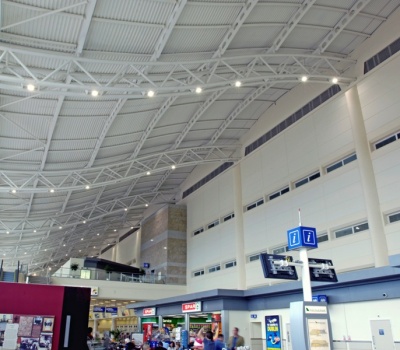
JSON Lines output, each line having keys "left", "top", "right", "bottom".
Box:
{"left": 292, "top": 232, "right": 297, "bottom": 245}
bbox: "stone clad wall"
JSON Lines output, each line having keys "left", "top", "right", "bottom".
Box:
{"left": 140, "top": 205, "right": 187, "bottom": 285}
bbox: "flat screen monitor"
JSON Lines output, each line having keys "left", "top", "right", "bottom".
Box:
{"left": 260, "top": 253, "right": 298, "bottom": 280}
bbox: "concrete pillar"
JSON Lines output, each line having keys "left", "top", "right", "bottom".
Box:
{"left": 93, "top": 319, "right": 98, "bottom": 338}
{"left": 233, "top": 165, "right": 247, "bottom": 289}
{"left": 345, "top": 85, "right": 389, "bottom": 267}
{"left": 111, "top": 317, "right": 116, "bottom": 331}
{"left": 134, "top": 230, "right": 141, "bottom": 268}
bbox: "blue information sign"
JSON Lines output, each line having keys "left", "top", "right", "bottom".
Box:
{"left": 93, "top": 306, "right": 105, "bottom": 312}
{"left": 105, "top": 307, "right": 118, "bottom": 313}
{"left": 287, "top": 226, "right": 318, "bottom": 250}
{"left": 265, "top": 315, "right": 282, "bottom": 350}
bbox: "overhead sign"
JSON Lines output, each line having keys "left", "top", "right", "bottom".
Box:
{"left": 265, "top": 315, "right": 282, "bottom": 350}
{"left": 93, "top": 306, "right": 105, "bottom": 312}
{"left": 287, "top": 226, "right": 318, "bottom": 250}
{"left": 106, "top": 307, "right": 118, "bottom": 313}
{"left": 182, "top": 301, "right": 201, "bottom": 313}
{"left": 143, "top": 308, "right": 156, "bottom": 316}
{"left": 250, "top": 314, "right": 258, "bottom": 319}
{"left": 260, "top": 254, "right": 298, "bottom": 280}
{"left": 308, "top": 258, "right": 338, "bottom": 282}
{"left": 90, "top": 286, "right": 99, "bottom": 296}
{"left": 143, "top": 263, "right": 150, "bottom": 269}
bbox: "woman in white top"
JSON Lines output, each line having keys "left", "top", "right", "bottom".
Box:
{"left": 168, "top": 341, "right": 177, "bottom": 350}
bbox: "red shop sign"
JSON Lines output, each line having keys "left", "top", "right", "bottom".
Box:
{"left": 182, "top": 301, "right": 202, "bottom": 313}
{"left": 143, "top": 307, "right": 156, "bottom": 316}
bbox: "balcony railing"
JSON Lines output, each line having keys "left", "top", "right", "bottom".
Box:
{"left": 30, "top": 267, "right": 167, "bottom": 284}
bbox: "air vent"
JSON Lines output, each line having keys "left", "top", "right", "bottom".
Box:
{"left": 245, "top": 85, "right": 341, "bottom": 156}
{"left": 364, "top": 37, "right": 400, "bottom": 74}
{"left": 182, "top": 162, "right": 234, "bottom": 199}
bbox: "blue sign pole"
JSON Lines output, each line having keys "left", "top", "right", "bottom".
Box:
{"left": 286, "top": 210, "right": 318, "bottom": 302}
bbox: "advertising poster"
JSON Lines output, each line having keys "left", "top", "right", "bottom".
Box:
{"left": 307, "top": 319, "right": 331, "bottom": 349}
{"left": 143, "top": 323, "right": 153, "bottom": 343}
{"left": 0, "top": 313, "right": 54, "bottom": 350}
{"left": 265, "top": 315, "right": 282, "bottom": 350}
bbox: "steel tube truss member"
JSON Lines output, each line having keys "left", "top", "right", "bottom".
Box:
{"left": 0, "top": 190, "right": 175, "bottom": 235}
{"left": 0, "top": 46, "right": 356, "bottom": 98}
{"left": 0, "top": 145, "right": 240, "bottom": 193}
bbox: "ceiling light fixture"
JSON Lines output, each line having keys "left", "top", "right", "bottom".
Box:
{"left": 26, "top": 84, "right": 36, "bottom": 92}
{"left": 59, "top": 226, "right": 62, "bottom": 229}
{"left": 147, "top": 90, "right": 155, "bottom": 98}
{"left": 83, "top": 220, "right": 86, "bottom": 224}
{"left": 34, "top": 230, "right": 37, "bottom": 233}
{"left": 63, "top": 244, "right": 66, "bottom": 247}
{"left": 91, "top": 90, "right": 99, "bottom": 97}
{"left": 6, "top": 231, "right": 9, "bottom": 234}
{"left": 130, "top": 227, "right": 133, "bottom": 229}
{"left": 145, "top": 204, "right": 149, "bottom": 207}
{"left": 50, "top": 189, "right": 55, "bottom": 193}
{"left": 235, "top": 81, "right": 242, "bottom": 87}
{"left": 146, "top": 171, "right": 151, "bottom": 175}
{"left": 331, "top": 77, "right": 338, "bottom": 84}
{"left": 97, "top": 233, "right": 99, "bottom": 236}
{"left": 93, "top": 246, "right": 96, "bottom": 248}
{"left": 44, "top": 249, "right": 47, "bottom": 251}
{"left": 301, "top": 76, "right": 308, "bottom": 82}
{"left": 124, "top": 208, "right": 128, "bottom": 211}
{"left": 171, "top": 165, "right": 176, "bottom": 170}
{"left": 195, "top": 87, "right": 202, "bottom": 94}
{"left": 85, "top": 185, "right": 90, "bottom": 190}
{"left": 81, "top": 238, "right": 84, "bottom": 241}
{"left": 114, "top": 229, "right": 117, "bottom": 232}
{"left": 11, "top": 189, "right": 17, "bottom": 193}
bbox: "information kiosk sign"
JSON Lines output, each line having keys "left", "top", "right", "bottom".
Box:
{"left": 287, "top": 226, "right": 318, "bottom": 250}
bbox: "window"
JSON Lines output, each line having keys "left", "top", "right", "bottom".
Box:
{"left": 208, "top": 265, "right": 221, "bottom": 273}
{"left": 388, "top": 211, "right": 400, "bottom": 223}
{"left": 272, "top": 245, "right": 288, "bottom": 255}
{"left": 223, "top": 213, "right": 235, "bottom": 222}
{"left": 193, "top": 227, "right": 204, "bottom": 236}
{"left": 334, "top": 222, "right": 369, "bottom": 239}
{"left": 317, "top": 233, "right": 329, "bottom": 243}
{"left": 225, "top": 260, "right": 237, "bottom": 269}
{"left": 326, "top": 153, "right": 357, "bottom": 173}
{"left": 248, "top": 253, "right": 260, "bottom": 262}
{"left": 269, "top": 186, "right": 290, "bottom": 201}
{"left": 294, "top": 171, "right": 320, "bottom": 188}
{"left": 207, "top": 219, "right": 219, "bottom": 230}
{"left": 193, "top": 269, "right": 204, "bottom": 277}
{"left": 375, "top": 132, "right": 400, "bottom": 150}
{"left": 246, "top": 198, "right": 264, "bottom": 211}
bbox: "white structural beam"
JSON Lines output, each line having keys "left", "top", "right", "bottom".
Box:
{"left": 86, "top": 0, "right": 187, "bottom": 165}
{"left": 76, "top": 0, "right": 97, "bottom": 55}
{"left": 314, "top": 0, "right": 372, "bottom": 54}
{"left": 208, "top": 83, "right": 274, "bottom": 145}
{"left": 213, "top": 0, "right": 259, "bottom": 58}
{"left": 0, "top": 145, "right": 240, "bottom": 193}
{"left": 268, "top": 0, "right": 317, "bottom": 53}
{"left": 0, "top": 1, "right": 87, "bottom": 31}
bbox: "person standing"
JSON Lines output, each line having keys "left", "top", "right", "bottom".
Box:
{"left": 215, "top": 334, "right": 225, "bottom": 350}
{"left": 227, "top": 328, "right": 244, "bottom": 350}
{"left": 197, "top": 326, "right": 219, "bottom": 350}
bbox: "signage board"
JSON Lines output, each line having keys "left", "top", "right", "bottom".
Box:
{"left": 304, "top": 305, "right": 327, "bottom": 315}
{"left": 260, "top": 253, "right": 298, "bottom": 280}
{"left": 143, "top": 307, "right": 156, "bottom": 316}
{"left": 182, "top": 301, "right": 201, "bottom": 313}
{"left": 143, "top": 263, "right": 150, "bottom": 269}
{"left": 93, "top": 306, "right": 105, "bottom": 312}
{"left": 105, "top": 307, "right": 118, "bottom": 313}
{"left": 250, "top": 314, "right": 258, "bottom": 319}
{"left": 308, "top": 258, "right": 338, "bottom": 283}
{"left": 265, "top": 315, "right": 282, "bottom": 350}
{"left": 287, "top": 226, "right": 318, "bottom": 250}
{"left": 90, "top": 286, "right": 99, "bottom": 296}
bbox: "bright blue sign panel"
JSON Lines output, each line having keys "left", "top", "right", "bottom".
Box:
{"left": 105, "top": 307, "right": 118, "bottom": 313}
{"left": 287, "top": 226, "right": 318, "bottom": 250}
{"left": 266, "top": 315, "right": 282, "bottom": 350}
{"left": 93, "top": 306, "right": 105, "bottom": 312}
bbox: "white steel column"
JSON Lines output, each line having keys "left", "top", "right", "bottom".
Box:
{"left": 93, "top": 318, "right": 98, "bottom": 338}
{"left": 233, "top": 164, "right": 246, "bottom": 289}
{"left": 134, "top": 230, "right": 141, "bottom": 268}
{"left": 345, "top": 85, "right": 389, "bottom": 267}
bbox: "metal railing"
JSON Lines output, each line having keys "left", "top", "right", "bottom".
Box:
{"left": 48, "top": 267, "right": 167, "bottom": 284}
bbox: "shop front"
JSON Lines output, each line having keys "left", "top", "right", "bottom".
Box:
{"left": 130, "top": 292, "right": 247, "bottom": 348}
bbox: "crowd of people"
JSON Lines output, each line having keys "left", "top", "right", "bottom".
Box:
{"left": 88, "top": 326, "right": 245, "bottom": 350}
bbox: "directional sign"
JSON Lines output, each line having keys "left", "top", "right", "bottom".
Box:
{"left": 260, "top": 254, "right": 298, "bottom": 280}
{"left": 287, "top": 226, "right": 318, "bottom": 250}
{"left": 93, "top": 306, "right": 105, "bottom": 312}
{"left": 308, "top": 258, "right": 338, "bottom": 282}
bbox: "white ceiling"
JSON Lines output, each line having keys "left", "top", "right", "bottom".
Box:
{"left": 0, "top": 0, "right": 399, "bottom": 273}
